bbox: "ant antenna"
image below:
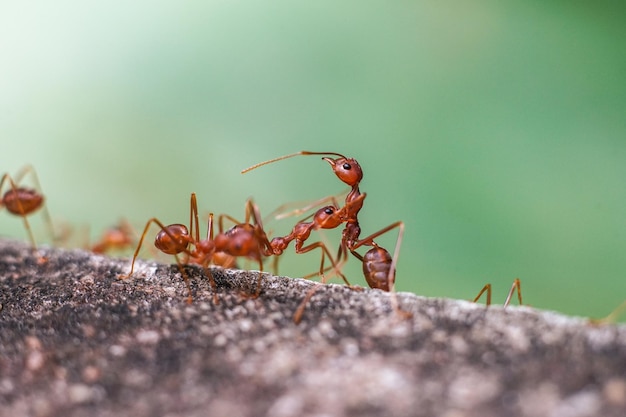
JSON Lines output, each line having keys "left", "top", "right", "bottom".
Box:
{"left": 241, "top": 151, "right": 347, "bottom": 174}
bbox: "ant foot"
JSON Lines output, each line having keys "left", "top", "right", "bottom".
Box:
{"left": 238, "top": 289, "right": 261, "bottom": 300}
{"left": 395, "top": 308, "right": 413, "bottom": 321}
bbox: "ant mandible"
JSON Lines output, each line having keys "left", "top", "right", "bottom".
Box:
{"left": 1, "top": 165, "right": 56, "bottom": 262}
{"left": 120, "top": 193, "right": 274, "bottom": 303}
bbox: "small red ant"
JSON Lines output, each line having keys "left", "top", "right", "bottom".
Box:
{"left": 1, "top": 165, "right": 56, "bottom": 261}
{"left": 119, "top": 193, "right": 273, "bottom": 303}
{"left": 90, "top": 219, "right": 136, "bottom": 254}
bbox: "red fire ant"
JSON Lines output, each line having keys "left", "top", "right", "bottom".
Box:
{"left": 90, "top": 219, "right": 136, "bottom": 254}
{"left": 119, "top": 193, "right": 274, "bottom": 303}
{"left": 243, "top": 151, "right": 409, "bottom": 321}
{"left": 1, "top": 165, "right": 56, "bottom": 261}
{"left": 472, "top": 278, "right": 523, "bottom": 307}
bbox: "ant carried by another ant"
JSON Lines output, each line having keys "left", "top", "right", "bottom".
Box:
{"left": 119, "top": 193, "right": 276, "bottom": 303}
{"left": 1, "top": 165, "right": 56, "bottom": 262}
{"left": 243, "top": 151, "right": 408, "bottom": 322}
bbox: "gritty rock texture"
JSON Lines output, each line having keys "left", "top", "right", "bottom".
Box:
{"left": 0, "top": 238, "right": 625, "bottom": 417}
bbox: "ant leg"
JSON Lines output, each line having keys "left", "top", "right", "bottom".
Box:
{"left": 349, "top": 222, "right": 410, "bottom": 320}
{"left": 292, "top": 283, "right": 323, "bottom": 325}
{"left": 589, "top": 300, "right": 626, "bottom": 325}
{"left": 349, "top": 221, "right": 405, "bottom": 291}
{"left": 0, "top": 174, "right": 40, "bottom": 254}
{"left": 14, "top": 165, "right": 57, "bottom": 243}
{"left": 473, "top": 284, "right": 493, "bottom": 306}
{"left": 189, "top": 193, "right": 201, "bottom": 242}
{"left": 297, "top": 241, "right": 351, "bottom": 286}
{"left": 119, "top": 218, "right": 192, "bottom": 277}
{"left": 503, "top": 278, "right": 522, "bottom": 308}
{"left": 269, "top": 192, "right": 344, "bottom": 221}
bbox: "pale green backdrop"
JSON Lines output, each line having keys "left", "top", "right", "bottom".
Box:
{"left": 1, "top": 1, "right": 625, "bottom": 320}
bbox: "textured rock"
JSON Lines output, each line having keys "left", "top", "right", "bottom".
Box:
{"left": 0, "top": 239, "right": 625, "bottom": 417}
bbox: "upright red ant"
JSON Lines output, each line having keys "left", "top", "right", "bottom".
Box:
{"left": 472, "top": 278, "right": 523, "bottom": 307}
{"left": 1, "top": 165, "right": 56, "bottom": 261}
{"left": 243, "top": 151, "right": 409, "bottom": 321}
{"left": 119, "top": 193, "right": 273, "bottom": 303}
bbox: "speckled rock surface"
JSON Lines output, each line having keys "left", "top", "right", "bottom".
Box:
{"left": 1, "top": 239, "right": 625, "bottom": 417}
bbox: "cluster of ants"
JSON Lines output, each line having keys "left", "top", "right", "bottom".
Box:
{"left": 3, "top": 152, "right": 618, "bottom": 324}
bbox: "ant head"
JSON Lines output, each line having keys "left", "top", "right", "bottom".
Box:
{"left": 155, "top": 224, "right": 190, "bottom": 255}
{"left": 2, "top": 188, "right": 44, "bottom": 215}
{"left": 314, "top": 205, "right": 344, "bottom": 229}
{"left": 322, "top": 157, "right": 363, "bottom": 187}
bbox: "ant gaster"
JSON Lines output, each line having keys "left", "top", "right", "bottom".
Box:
{"left": 1, "top": 165, "right": 56, "bottom": 262}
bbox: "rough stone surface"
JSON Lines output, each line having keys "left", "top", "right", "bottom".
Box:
{"left": 1, "top": 238, "right": 625, "bottom": 417}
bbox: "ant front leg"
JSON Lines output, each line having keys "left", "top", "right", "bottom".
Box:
{"left": 297, "top": 240, "right": 351, "bottom": 286}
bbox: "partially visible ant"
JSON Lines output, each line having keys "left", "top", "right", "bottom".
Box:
{"left": 472, "top": 278, "right": 523, "bottom": 308}
{"left": 91, "top": 219, "right": 136, "bottom": 254}
{"left": 589, "top": 300, "right": 626, "bottom": 325}
{"left": 0, "top": 165, "right": 56, "bottom": 262}
{"left": 243, "top": 151, "right": 409, "bottom": 322}
{"left": 119, "top": 193, "right": 273, "bottom": 303}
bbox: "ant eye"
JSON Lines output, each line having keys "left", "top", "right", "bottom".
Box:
{"left": 342, "top": 163, "right": 351, "bottom": 170}
{"left": 324, "top": 207, "right": 334, "bottom": 215}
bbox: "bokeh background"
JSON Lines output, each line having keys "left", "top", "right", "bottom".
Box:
{"left": 1, "top": 1, "right": 625, "bottom": 320}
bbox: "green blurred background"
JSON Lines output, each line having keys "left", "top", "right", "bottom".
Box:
{"left": 1, "top": 1, "right": 625, "bottom": 320}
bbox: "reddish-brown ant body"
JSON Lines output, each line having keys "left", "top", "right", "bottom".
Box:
{"left": 120, "top": 193, "right": 273, "bottom": 303}
{"left": 243, "top": 151, "right": 408, "bottom": 321}
{"left": 0, "top": 165, "right": 55, "bottom": 261}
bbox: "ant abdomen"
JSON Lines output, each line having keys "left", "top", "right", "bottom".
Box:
{"left": 2, "top": 188, "right": 44, "bottom": 215}
{"left": 154, "top": 224, "right": 190, "bottom": 254}
{"left": 362, "top": 246, "right": 394, "bottom": 292}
